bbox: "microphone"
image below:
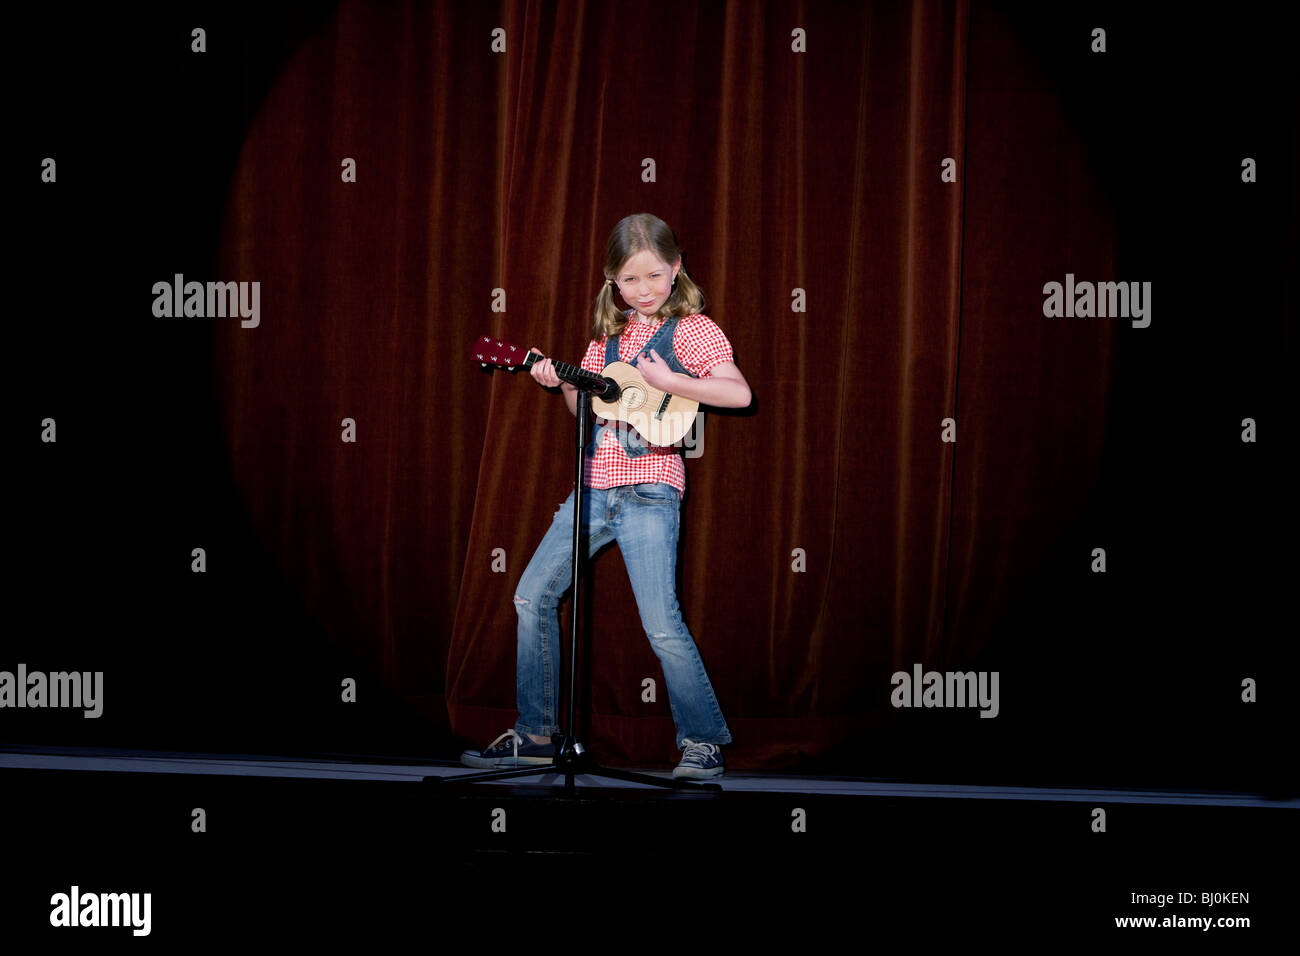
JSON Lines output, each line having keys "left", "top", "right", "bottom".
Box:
{"left": 594, "top": 377, "right": 621, "bottom": 401}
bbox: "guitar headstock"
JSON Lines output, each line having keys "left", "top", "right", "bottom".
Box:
{"left": 471, "top": 334, "right": 530, "bottom": 371}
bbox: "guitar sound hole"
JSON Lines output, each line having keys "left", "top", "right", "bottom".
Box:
{"left": 619, "top": 384, "right": 646, "bottom": 410}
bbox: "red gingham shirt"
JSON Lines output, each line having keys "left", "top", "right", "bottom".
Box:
{"left": 580, "top": 312, "right": 734, "bottom": 499}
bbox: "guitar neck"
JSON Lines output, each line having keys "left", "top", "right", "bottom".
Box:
{"left": 530, "top": 353, "right": 607, "bottom": 390}
{"left": 471, "top": 334, "right": 609, "bottom": 390}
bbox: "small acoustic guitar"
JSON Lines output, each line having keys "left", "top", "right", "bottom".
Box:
{"left": 472, "top": 334, "right": 698, "bottom": 447}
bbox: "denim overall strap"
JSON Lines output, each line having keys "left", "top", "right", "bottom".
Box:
{"left": 586, "top": 312, "right": 695, "bottom": 459}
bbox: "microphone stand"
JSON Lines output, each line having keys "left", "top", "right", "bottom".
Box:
{"left": 426, "top": 382, "right": 720, "bottom": 793}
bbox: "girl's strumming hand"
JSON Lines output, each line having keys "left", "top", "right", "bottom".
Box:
{"left": 638, "top": 347, "right": 677, "bottom": 390}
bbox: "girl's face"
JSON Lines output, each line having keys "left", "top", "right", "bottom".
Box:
{"left": 613, "top": 249, "right": 680, "bottom": 322}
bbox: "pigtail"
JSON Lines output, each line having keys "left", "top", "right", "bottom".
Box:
{"left": 591, "top": 280, "right": 627, "bottom": 341}
{"left": 665, "top": 265, "right": 706, "bottom": 317}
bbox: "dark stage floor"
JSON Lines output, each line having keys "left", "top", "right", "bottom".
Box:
{"left": 2, "top": 745, "right": 1292, "bottom": 942}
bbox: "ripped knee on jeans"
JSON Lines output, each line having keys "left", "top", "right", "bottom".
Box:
{"left": 513, "top": 594, "right": 530, "bottom": 606}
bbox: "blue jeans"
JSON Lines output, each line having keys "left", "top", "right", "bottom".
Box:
{"left": 512, "top": 482, "right": 732, "bottom": 750}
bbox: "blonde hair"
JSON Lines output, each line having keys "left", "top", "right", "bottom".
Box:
{"left": 590, "top": 213, "right": 706, "bottom": 340}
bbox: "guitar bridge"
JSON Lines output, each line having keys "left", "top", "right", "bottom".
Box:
{"left": 654, "top": 393, "right": 672, "bottom": 420}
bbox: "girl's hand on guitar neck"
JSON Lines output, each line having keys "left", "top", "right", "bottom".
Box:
{"left": 530, "top": 347, "right": 580, "bottom": 418}
{"left": 529, "top": 347, "right": 563, "bottom": 389}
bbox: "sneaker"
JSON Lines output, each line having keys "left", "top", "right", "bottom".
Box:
{"left": 673, "top": 739, "right": 725, "bottom": 779}
{"left": 460, "top": 729, "right": 555, "bottom": 769}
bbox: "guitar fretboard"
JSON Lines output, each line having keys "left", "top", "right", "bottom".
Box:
{"left": 530, "top": 354, "right": 606, "bottom": 389}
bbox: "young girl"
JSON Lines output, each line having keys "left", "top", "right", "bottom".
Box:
{"left": 462, "top": 213, "right": 751, "bottom": 779}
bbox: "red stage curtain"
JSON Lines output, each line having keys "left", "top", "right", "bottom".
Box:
{"left": 214, "top": 1, "right": 1116, "bottom": 768}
